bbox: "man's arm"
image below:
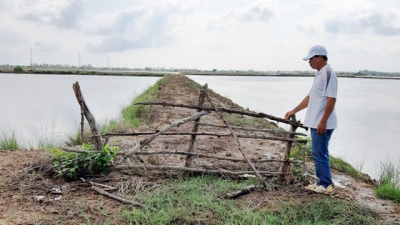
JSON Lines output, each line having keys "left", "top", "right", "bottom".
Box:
{"left": 285, "top": 95, "right": 310, "bottom": 120}
{"left": 317, "top": 97, "right": 336, "bottom": 134}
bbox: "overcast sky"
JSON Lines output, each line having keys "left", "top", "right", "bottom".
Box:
{"left": 1, "top": 0, "right": 399, "bottom": 72}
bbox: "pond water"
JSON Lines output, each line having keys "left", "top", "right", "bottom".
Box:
{"left": 1, "top": 73, "right": 398, "bottom": 179}
{"left": 188, "top": 75, "right": 400, "bottom": 179}
{"left": 0, "top": 73, "right": 160, "bottom": 148}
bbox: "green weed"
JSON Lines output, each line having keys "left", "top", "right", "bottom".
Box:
{"left": 0, "top": 132, "right": 20, "bottom": 150}
{"left": 122, "top": 77, "right": 165, "bottom": 127}
{"left": 330, "top": 156, "right": 363, "bottom": 179}
{"left": 121, "top": 175, "right": 379, "bottom": 224}
{"left": 49, "top": 144, "right": 118, "bottom": 179}
{"left": 376, "top": 161, "right": 400, "bottom": 203}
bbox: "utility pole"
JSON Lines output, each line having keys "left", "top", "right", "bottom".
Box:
{"left": 30, "top": 47, "right": 33, "bottom": 67}
{"left": 79, "top": 53, "right": 81, "bottom": 67}
{"left": 107, "top": 57, "right": 109, "bottom": 69}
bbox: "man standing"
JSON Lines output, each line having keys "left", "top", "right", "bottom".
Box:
{"left": 285, "top": 45, "right": 338, "bottom": 194}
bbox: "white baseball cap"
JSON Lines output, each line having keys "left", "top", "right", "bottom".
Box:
{"left": 303, "top": 45, "right": 327, "bottom": 61}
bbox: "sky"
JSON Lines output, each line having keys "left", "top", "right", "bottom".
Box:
{"left": 1, "top": 0, "right": 400, "bottom": 72}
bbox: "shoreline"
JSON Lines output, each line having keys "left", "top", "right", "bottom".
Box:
{"left": 2, "top": 69, "right": 400, "bottom": 80}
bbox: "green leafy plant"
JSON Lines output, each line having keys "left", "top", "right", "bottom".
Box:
{"left": 49, "top": 144, "right": 118, "bottom": 179}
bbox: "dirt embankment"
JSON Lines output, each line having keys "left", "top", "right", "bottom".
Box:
{"left": 0, "top": 75, "right": 399, "bottom": 224}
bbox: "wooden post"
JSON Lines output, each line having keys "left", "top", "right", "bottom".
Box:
{"left": 185, "top": 84, "right": 207, "bottom": 167}
{"left": 279, "top": 115, "right": 298, "bottom": 183}
{"left": 72, "top": 82, "right": 102, "bottom": 151}
{"left": 80, "top": 99, "right": 84, "bottom": 144}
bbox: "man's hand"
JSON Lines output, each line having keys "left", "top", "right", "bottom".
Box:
{"left": 317, "top": 121, "right": 327, "bottom": 135}
{"left": 285, "top": 111, "right": 295, "bottom": 120}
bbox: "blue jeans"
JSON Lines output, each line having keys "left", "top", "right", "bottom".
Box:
{"left": 310, "top": 128, "right": 334, "bottom": 188}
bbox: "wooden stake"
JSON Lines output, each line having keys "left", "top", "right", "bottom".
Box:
{"left": 73, "top": 82, "right": 102, "bottom": 151}
{"left": 186, "top": 84, "right": 207, "bottom": 167}
{"left": 279, "top": 115, "right": 298, "bottom": 183}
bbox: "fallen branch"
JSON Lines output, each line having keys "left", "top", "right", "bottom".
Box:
{"left": 224, "top": 185, "right": 256, "bottom": 199}
{"left": 135, "top": 101, "right": 307, "bottom": 130}
{"left": 122, "top": 110, "right": 211, "bottom": 159}
{"left": 90, "top": 181, "right": 117, "bottom": 191}
{"left": 91, "top": 186, "right": 146, "bottom": 208}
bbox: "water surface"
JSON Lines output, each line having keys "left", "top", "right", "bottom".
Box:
{"left": 0, "top": 73, "right": 160, "bottom": 147}
{"left": 188, "top": 75, "right": 400, "bottom": 179}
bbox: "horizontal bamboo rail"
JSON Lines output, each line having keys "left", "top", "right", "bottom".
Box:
{"left": 135, "top": 101, "right": 308, "bottom": 130}
{"left": 110, "top": 164, "right": 290, "bottom": 176}
{"left": 194, "top": 122, "right": 307, "bottom": 136}
{"left": 103, "top": 132, "right": 307, "bottom": 143}
{"left": 61, "top": 147, "right": 302, "bottom": 164}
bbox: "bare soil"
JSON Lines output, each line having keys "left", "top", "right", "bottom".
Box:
{"left": 1, "top": 75, "right": 399, "bottom": 224}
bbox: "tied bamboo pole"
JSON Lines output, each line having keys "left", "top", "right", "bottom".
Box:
{"left": 202, "top": 92, "right": 271, "bottom": 190}
{"left": 186, "top": 84, "right": 207, "bottom": 167}
{"left": 102, "top": 131, "right": 307, "bottom": 143}
{"left": 135, "top": 101, "right": 308, "bottom": 130}
{"left": 279, "top": 115, "right": 298, "bottom": 183}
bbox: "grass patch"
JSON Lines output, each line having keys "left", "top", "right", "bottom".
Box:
{"left": 330, "top": 156, "right": 363, "bottom": 179}
{"left": 0, "top": 132, "right": 20, "bottom": 150}
{"left": 121, "top": 175, "right": 379, "bottom": 224}
{"left": 122, "top": 76, "right": 166, "bottom": 127}
{"left": 376, "top": 161, "right": 400, "bottom": 203}
{"left": 36, "top": 138, "right": 61, "bottom": 150}
{"left": 99, "top": 117, "right": 132, "bottom": 134}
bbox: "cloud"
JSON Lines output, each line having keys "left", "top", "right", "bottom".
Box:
{"left": 0, "top": 29, "right": 25, "bottom": 44}
{"left": 34, "top": 41, "right": 59, "bottom": 53}
{"left": 324, "top": 7, "right": 400, "bottom": 36}
{"left": 18, "top": 0, "right": 85, "bottom": 30}
{"left": 297, "top": 20, "right": 324, "bottom": 33}
{"left": 227, "top": 1, "right": 274, "bottom": 23}
{"left": 87, "top": 2, "right": 181, "bottom": 53}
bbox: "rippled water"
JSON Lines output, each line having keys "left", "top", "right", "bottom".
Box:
{"left": 188, "top": 75, "right": 400, "bottom": 179}
{"left": 0, "top": 74, "right": 160, "bottom": 148}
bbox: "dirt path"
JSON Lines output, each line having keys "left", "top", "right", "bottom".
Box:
{"left": 0, "top": 75, "right": 399, "bottom": 224}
